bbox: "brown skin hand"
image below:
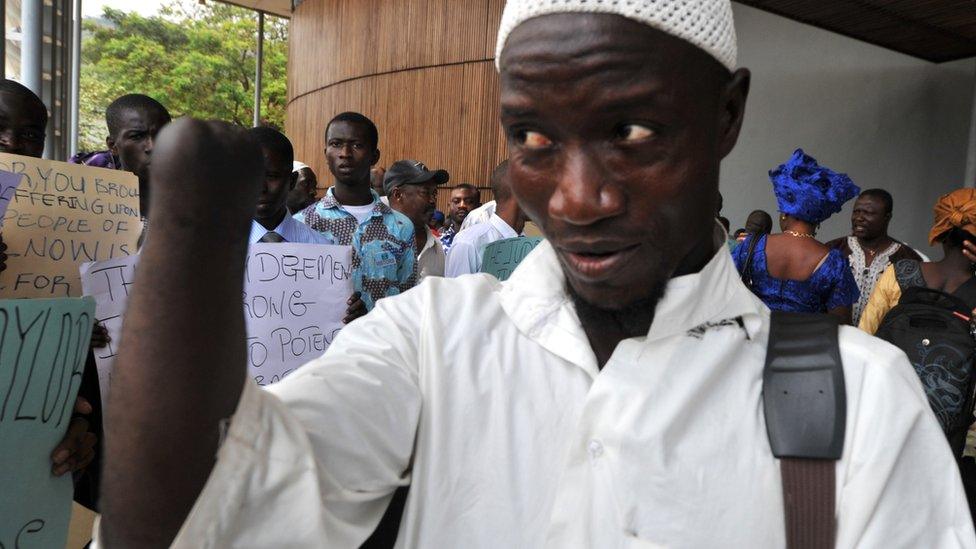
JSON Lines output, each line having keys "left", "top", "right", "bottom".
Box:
{"left": 101, "top": 119, "right": 264, "bottom": 548}
{"left": 500, "top": 14, "right": 750, "bottom": 366}
{"left": 326, "top": 121, "right": 379, "bottom": 206}
{"left": 851, "top": 194, "right": 893, "bottom": 267}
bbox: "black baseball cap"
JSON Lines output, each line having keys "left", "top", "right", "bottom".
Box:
{"left": 383, "top": 159, "right": 450, "bottom": 195}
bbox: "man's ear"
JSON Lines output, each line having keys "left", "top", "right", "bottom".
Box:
{"left": 289, "top": 171, "right": 298, "bottom": 191}
{"left": 718, "top": 68, "right": 751, "bottom": 160}
{"left": 371, "top": 148, "right": 381, "bottom": 167}
{"left": 106, "top": 135, "right": 117, "bottom": 155}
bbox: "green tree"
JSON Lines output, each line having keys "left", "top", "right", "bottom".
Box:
{"left": 79, "top": 0, "right": 288, "bottom": 152}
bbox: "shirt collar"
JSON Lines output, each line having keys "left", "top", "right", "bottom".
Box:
{"left": 320, "top": 187, "right": 392, "bottom": 218}
{"left": 488, "top": 213, "right": 519, "bottom": 239}
{"left": 498, "top": 232, "right": 765, "bottom": 378}
{"left": 248, "top": 214, "right": 294, "bottom": 244}
{"left": 420, "top": 226, "right": 441, "bottom": 255}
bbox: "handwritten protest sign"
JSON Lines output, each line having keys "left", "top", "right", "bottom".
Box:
{"left": 0, "top": 152, "right": 140, "bottom": 299}
{"left": 81, "top": 243, "right": 353, "bottom": 397}
{"left": 0, "top": 170, "right": 25, "bottom": 226}
{"left": 481, "top": 237, "right": 544, "bottom": 281}
{"left": 0, "top": 297, "right": 95, "bottom": 549}
{"left": 244, "top": 243, "right": 352, "bottom": 385}
{"left": 80, "top": 256, "right": 136, "bottom": 402}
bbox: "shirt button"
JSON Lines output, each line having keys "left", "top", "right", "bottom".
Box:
{"left": 588, "top": 439, "right": 604, "bottom": 459}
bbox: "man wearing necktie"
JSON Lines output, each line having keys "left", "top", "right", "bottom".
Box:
{"left": 246, "top": 127, "right": 329, "bottom": 247}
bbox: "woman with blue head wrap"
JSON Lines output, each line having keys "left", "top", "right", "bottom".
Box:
{"left": 732, "top": 149, "right": 860, "bottom": 322}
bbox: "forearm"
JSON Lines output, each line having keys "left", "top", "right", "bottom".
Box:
{"left": 102, "top": 120, "right": 262, "bottom": 547}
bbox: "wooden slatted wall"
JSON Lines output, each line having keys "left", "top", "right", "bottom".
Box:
{"left": 286, "top": 0, "right": 507, "bottom": 212}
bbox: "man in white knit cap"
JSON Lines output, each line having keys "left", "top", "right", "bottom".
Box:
{"left": 100, "top": 1, "right": 974, "bottom": 547}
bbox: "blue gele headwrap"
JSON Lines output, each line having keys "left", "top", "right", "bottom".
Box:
{"left": 770, "top": 149, "right": 860, "bottom": 225}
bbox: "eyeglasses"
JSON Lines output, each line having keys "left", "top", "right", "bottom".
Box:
{"left": 409, "top": 186, "right": 438, "bottom": 200}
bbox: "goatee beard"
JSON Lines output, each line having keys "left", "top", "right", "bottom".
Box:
{"left": 567, "top": 281, "right": 668, "bottom": 339}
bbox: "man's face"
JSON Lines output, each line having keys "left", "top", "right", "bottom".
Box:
{"left": 449, "top": 188, "right": 481, "bottom": 225}
{"left": 850, "top": 195, "right": 890, "bottom": 240}
{"left": 500, "top": 14, "right": 748, "bottom": 308}
{"left": 0, "top": 91, "right": 46, "bottom": 158}
{"left": 255, "top": 146, "right": 295, "bottom": 225}
{"left": 109, "top": 107, "right": 171, "bottom": 210}
{"left": 325, "top": 121, "right": 378, "bottom": 186}
{"left": 287, "top": 167, "right": 318, "bottom": 213}
{"left": 393, "top": 182, "right": 438, "bottom": 228}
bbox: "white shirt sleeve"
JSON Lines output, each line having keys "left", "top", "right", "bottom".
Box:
{"left": 168, "top": 295, "right": 424, "bottom": 548}
{"left": 445, "top": 238, "right": 480, "bottom": 278}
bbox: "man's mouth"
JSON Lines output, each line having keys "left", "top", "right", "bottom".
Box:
{"left": 558, "top": 242, "right": 641, "bottom": 281}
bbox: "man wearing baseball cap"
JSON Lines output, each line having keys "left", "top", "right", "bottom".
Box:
{"left": 385, "top": 159, "right": 449, "bottom": 280}
{"left": 102, "top": 0, "right": 973, "bottom": 546}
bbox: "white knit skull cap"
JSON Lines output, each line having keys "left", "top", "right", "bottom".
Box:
{"left": 495, "top": 0, "right": 738, "bottom": 72}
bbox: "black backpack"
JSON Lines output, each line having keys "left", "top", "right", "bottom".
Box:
{"left": 874, "top": 260, "right": 976, "bottom": 456}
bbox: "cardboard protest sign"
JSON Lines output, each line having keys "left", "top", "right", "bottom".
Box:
{"left": 481, "top": 237, "right": 544, "bottom": 281}
{"left": 81, "top": 243, "right": 353, "bottom": 396}
{"left": 0, "top": 297, "right": 95, "bottom": 549}
{"left": 0, "top": 153, "right": 140, "bottom": 299}
{"left": 0, "top": 170, "right": 25, "bottom": 226}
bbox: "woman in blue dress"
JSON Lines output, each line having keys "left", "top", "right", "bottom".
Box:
{"left": 732, "top": 149, "right": 860, "bottom": 323}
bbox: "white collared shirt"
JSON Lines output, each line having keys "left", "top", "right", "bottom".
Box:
{"left": 151, "top": 241, "right": 971, "bottom": 548}
{"left": 459, "top": 199, "right": 495, "bottom": 231}
{"left": 248, "top": 214, "right": 331, "bottom": 245}
{"left": 417, "top": 226, "right": 445, "bottom": 280}
{"left": 445, "top": 213, "right": 519, "bottom": 277}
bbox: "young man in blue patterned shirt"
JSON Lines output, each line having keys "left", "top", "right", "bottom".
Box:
{"left": 295, "top": 112, "right": 416, "bottom": 321}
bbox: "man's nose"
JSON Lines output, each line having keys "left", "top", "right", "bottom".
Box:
{"left": 0, "top": 129, "right": 22, "bottom": 153}
{"left": 145, "top": 134, "right": 155, "bottom": 154}
{"left": 549, "top": 150, "right": 625, "bottom": 226}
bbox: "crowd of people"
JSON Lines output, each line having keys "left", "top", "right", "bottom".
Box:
{"left": 2, "top": 0, "right": 976, "bottom": 546}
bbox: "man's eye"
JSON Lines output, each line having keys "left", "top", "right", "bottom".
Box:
{"left": 617, "top": 124, "right": 655, "bottom": 142}
{"left": 517, "top": 130, "right": 552, "bottom": 149}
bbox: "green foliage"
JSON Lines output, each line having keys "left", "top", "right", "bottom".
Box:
{"left": 79, "top": 1, "right": 288, "bottom": 152}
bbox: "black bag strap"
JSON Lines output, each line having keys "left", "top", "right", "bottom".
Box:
{"left": 893, "top": 259, "right": 924, "bottom": 292}
{"left": 764, "top": 311, "right": 846, "bottom": 549}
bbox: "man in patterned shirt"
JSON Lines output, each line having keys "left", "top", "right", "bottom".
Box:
{"left": 827, "top": 188, "right": 921, "bottom": 325}
{"left": 295, "top": 112, "right": 416, "bottom": 321}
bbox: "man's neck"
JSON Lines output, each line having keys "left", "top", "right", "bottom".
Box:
{"left": 413, "top": 223, "right": 428, "bottom": 253}
{"left": 256, "top": 209, "right": 287, "bottom": 232}
{"left": 855, "top": 233, "right": 893, "bottom": 251}
{"left": 496, "top": 202, "right": 525, "bottom": 235}
{"left": 332, "top": 179, "right": 373, "bottom": 206}
{"left": 577, "top": 228, "right": 717, "bottom": 368}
